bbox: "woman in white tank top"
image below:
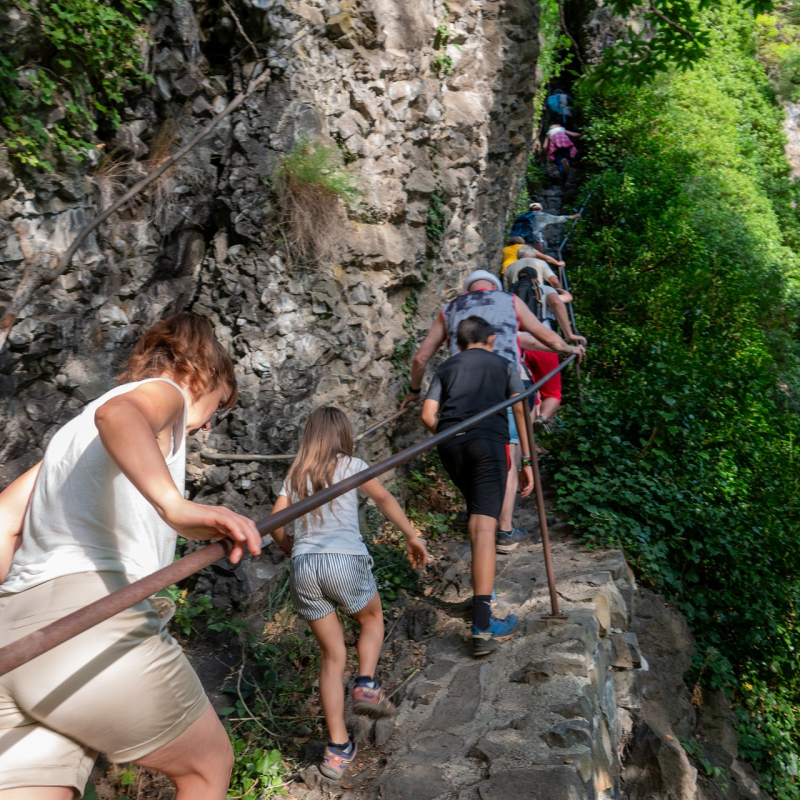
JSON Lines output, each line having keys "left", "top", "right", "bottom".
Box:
{"left": 0, "top": 313, "right": 261, "bottom": 800}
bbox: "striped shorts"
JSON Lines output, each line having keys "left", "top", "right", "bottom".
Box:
{"left": 290, "top": 553, "right": 377, "bottom": 621}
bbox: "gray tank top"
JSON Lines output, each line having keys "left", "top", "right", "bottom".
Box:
{"left": 441, "top": 290, "right": 521, "bottom": 367}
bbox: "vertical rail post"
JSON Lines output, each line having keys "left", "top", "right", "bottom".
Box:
{"left": 521, "top": 397, "right": 568, "bottom": 620}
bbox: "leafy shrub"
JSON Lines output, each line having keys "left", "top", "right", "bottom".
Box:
{"left": 552, "top": 1, "right": 800, "bottom": 794}
{"left": 756, "top": 10, "right": 800, "bottom": 102}
{"left": 0, "top": 0, "right": 154, "bottom": 169}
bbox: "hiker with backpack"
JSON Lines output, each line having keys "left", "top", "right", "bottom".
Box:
{"left": 511, "top": 268, "right": 586, "bottom": 431}
{"left": 509, "top": 202, "right": 581, "bottom": 251}
{"left": 546, "top": 89, "right": 573, "bottom": 126}
{"left": 400, "top": 270, "right": 584, "bottom": 556}
{"left": 504, "top": 245, "right": 565, "bottom": 290}
{"left": 502, "top": 236, "right": 526, "bottom": 273}
{"left": 546, "top": 123, "right": 580, "bottom": 184}
{"left": 510, "top": 267, "right": 585, "bottom": 351}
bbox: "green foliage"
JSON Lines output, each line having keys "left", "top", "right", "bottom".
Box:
{"left": 364, "top": 505, "right": 421, "bottom": 605}
{"left": 0, "top": 0, "right": 154, "bottom": 169}
{"left": 427, "top": 191, "right": 447, "bottom": 242}
{"left": 158, "top": 585, "right": 247, "bottom": 639}
{"left": 552, "top": 1, "right": 800, "bottom": 794}
{"left": 535, "top": 0, "right": 575, "bottom": 102}
{"left": 588, "top": 0, "right": 712, "bottom": 86}
{"left": 682, "top": 737, "right": 729, "bottom": 790}
{"left": 431, "top": 7, "right": 461, "bottom": 77}
{"left": 276, "top": 139, "right": 359, "bottom": 204}
{"left": 756, "top": 8, "right": 800, "bottom": 102}
{"left": 228, "top": 742, "right": 286, "bottom": 800}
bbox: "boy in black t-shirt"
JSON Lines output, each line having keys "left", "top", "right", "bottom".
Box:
{"left": 421, "top": 316, "right": 534, "bottom": 656}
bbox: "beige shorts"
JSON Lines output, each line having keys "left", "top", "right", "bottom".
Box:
{"left": 0, "top": 571, "right": 209, "bottom": 794}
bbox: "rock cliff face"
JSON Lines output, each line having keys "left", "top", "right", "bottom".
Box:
{"left": 0, "top": 0, "right": 541, "bottom": 518}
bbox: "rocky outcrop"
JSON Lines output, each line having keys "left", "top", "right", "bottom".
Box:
{"left": 0, "top": 0, "right": 540, "bottom": 524}
{"left": 784, "top": 102, "right": 800, "bottom": 179}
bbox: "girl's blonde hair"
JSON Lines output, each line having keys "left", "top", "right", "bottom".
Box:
{"left": 286, "top": 406, "right": 354, "bottom": 521}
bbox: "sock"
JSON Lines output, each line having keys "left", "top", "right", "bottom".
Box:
{"left": 473, "top": 595, "right": 492, "bottom": 630}
{"left": 329, "top": 739, "right": 354, "bottom": 754}
{"left": 355, "top": 675, "right": 378, "bottom": 688}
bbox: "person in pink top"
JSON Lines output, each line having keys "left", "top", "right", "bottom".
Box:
{"left": 546, "top": 122, "right": 580, "bottom": 184}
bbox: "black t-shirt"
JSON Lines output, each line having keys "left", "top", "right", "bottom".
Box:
{"left": 425, "top": 348, "right": 525, "bottom": 447}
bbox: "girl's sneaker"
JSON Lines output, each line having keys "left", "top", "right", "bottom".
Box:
{"left": 472, "top": 614, "right": 519, "bottom": 657}
{"left": 352, "top": 682, "right": 397, "bottom": 718}
{"left": 320, "top": 740, "right": 357, "bottom": 780}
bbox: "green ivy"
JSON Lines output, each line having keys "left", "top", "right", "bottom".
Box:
{"left": 431, "top": 6, "right": 460, "bottom": 77}
{"left": 0, "top": 0, "right": 155, "bottom": 170}
{"left": 550, "top": 2, "right": 800, "bottom": 795}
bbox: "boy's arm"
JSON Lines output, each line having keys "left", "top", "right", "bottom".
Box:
{"left": 421, "top": 371, "right": 443, "bottom": 433}
{"left": 0, "top": 461, "right": 41, "bottom": 583}
{"left": 360, "top": 479, "right": 428, "bottom": 568}
{"left": 421, "top": 399, "right": 440, "bottom": 433}
{"left": 268, "top": 494, "right": 293, "bottom": 555}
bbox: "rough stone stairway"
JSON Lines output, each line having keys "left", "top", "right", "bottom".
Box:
{"left": 287, "top": 489, "right": 767, "bottom": 800}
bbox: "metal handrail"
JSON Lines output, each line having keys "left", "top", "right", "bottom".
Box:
{"left": 0, "top": 355, "right": 576, "bottom": 677}
{"left": 557, "top": 190, "right": 593, "bottom": 337}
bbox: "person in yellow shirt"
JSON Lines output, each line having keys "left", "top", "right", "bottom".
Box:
{"left": 501, "top": 237, "right": 525, "bottom": 274}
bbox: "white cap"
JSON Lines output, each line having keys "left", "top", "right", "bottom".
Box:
{"left": 463, "top": 270, "right": 502, "bottom": 293}
{"left": 530, "top": 202, "right": 543, "bottom": 211}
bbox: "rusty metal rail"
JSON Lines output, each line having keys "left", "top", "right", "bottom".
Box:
{"left": 0, "top": 355, "right": 576, "bottom": 677}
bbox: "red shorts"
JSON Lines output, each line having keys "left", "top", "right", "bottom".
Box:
{"left": 524, "top": 350, "right": 562, "bottom": 401}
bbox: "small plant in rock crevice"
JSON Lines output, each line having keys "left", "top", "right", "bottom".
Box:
{"left": 273, "top": 139, "right": 359, "bottom": 265}
{"left": 431, "top": 6, "right": 460, "bottom": 77}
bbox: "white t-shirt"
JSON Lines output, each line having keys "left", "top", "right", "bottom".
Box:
{"left": 280, "top": 455, "right": 370, "bottom": 558}
{"left": 504, "top": 257, "right": 557, "bottom": 291}
{"left": 2, "top": 378, "right": 187, "bottom": 594}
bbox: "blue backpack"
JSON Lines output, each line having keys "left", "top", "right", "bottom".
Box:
{"left": 547, "top": 93, "right": 571, "bottom": 114}
{"left": 510, "top": 212, "right": 535, "bottom": 242}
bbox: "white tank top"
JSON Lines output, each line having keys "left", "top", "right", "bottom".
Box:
{"left": 1, "top": 378, "right": 187, "bottom": 594}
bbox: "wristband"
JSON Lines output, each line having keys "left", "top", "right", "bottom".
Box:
{"left": 409, "top": 387, "right": 421, "bottom": 394}
{"left": 521, "top": 456, "right": 533, "bottom": 468}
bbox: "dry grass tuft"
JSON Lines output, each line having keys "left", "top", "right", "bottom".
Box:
{"left": 145, "top": 117, "right": 181, "bottom": 229}
{"left": 275, "top": 139, "right": 359, "bottom": 265}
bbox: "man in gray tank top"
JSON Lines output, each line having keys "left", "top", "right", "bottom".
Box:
{"left": 401, "top": 270, "right": 586, "bottom": 553}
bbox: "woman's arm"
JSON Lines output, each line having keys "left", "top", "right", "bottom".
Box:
{"left": 0, "top": 462, "right": 41, "bottom": 583}
{"left": 360, "top": 479, "right": 428, "bottom": 568}
{"left": 96, "top": 381, "right": 261, "bottom": 564}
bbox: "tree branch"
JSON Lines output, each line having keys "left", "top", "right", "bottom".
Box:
{"left": 0, "top": 68, "right": 271, "bottom": 353}
{"left": 222, "top": 0, "right": 261, "bottom": 58}
{"left": 557, "top": 0, "right": 585, "bottom": 68}
{"left": 648, "top": 1, "right": 696, "bottom": 40}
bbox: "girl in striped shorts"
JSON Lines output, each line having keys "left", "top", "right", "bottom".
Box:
{"left": 270, "top": 407, "right": 427, "bottom": 781}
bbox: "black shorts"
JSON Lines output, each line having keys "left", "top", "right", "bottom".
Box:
{"left": 438, "top": 437, "right": 509, "bottom": 520}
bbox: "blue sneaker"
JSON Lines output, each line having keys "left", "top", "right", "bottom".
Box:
{"left": 472, "top": 615, "right": 518, "bottom": 657}
{"left": 496, "top": 527, "right": 529, "bottom": 554}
